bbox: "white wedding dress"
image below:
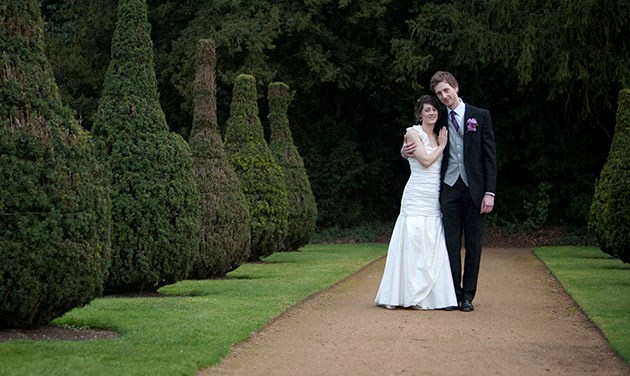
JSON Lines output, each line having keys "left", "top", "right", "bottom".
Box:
{"left": 374, "top": 125, "right": 457, "bottom": 309}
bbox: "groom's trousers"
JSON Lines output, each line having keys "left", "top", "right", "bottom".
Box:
{"left": 441, "top": 177, "right": 485, "bottom": 302}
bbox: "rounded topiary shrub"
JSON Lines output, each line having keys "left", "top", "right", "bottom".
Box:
{"left": 589, "top": 89, "right": 630, "bottom": 263}
{"left": 92, "top": 0, "right": 201, "bottom": 291}
{"left": 224, "top": 74, "right": 289, "bottom": 261}
{"left": 0, "top": 0, "right": 111, "bottom": 328}
{"left": 188, "top": 40, "right": 251, "bottom": 278}
{"left": 268, "top": 82, "right": 317, "bottom": 251}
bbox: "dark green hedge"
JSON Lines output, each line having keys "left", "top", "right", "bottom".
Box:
{"left": 92, "top": 0, "right": 200, "bottom": 291}
{"left": 188, "top": 40, "right": 251, "bottom": 278}
{"left": 0, "top": 0, "right": 111, "bottom": 328}
{"left": 225, "top": 74, "right": 288, "bottom": 261}
{"left": 589, "top": 89, "right": 630, "bottom": 263}
{"left": 268, "top": 82, "right": 317, "bottom": 251}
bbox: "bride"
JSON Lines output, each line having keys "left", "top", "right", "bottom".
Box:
{"left": 374, "top": 95, "right": 457, "bottom": 310}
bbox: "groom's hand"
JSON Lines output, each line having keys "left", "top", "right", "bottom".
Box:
{"left": 401, "top": 142, "right": 416, "bottom": 158}
{"left": 481, "top": 194, "right": 495, "bottom": 214}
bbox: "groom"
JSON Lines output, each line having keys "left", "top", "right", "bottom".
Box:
{"left": 404, "top": 71, "right": 497, "bottom": 312}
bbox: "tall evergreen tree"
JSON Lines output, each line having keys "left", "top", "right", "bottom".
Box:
{"left": 225, "top": 74, "right": 288, "bottom": 260}
{"left": 589, "top": 89, "right": 630, "bottom": 263}
{"left": 268, "top": 82, "right": 317, "bottom": 251}
{"left": 189, "top": 40, "right": 251, "bottom": 278}
{"left": 92, "top": 0, "right": 201, "bottom": 292}
{"left": 0, "top": 0, "right": 111, "bottom": 328}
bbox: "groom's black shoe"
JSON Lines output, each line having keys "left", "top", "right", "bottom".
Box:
{"left": 460, "top": 299, "right": 474, "bottom": 312}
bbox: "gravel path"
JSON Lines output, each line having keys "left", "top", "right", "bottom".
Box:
{"left": 199, "top": 247, "right": 629, "bottom": 376}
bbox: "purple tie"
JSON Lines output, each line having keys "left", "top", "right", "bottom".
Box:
{"left": 450, "top": 110, "right": 459, "bottom": 132}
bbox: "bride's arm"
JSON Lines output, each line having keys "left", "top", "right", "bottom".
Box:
{"left": 405, "top": 130, "right": 445, "bottom": 168}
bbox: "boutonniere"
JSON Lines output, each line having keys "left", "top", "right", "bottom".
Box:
{"left": 466, "top": 118, "right": 478, "bottom": 132}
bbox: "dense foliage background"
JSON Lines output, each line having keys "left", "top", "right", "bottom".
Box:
{"left": 42, "top": 0, "right": 630, "bottom": 232}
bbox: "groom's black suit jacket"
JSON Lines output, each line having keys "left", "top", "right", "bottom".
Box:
{"left": 434, "top": 103, "right": 497, "bottom": 208}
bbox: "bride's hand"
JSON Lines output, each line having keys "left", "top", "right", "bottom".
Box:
{"left": 438, "top": 127, "right": 448, "bottom": 146}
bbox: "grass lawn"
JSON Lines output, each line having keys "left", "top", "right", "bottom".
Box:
{"left": 534, "top": 246, "right": 630, "bottom": 363}
{"left": 0, "top": 243, "right": 386, "bottom": 376}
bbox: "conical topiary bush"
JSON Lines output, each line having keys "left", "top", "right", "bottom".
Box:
{"left": 589, "top": 89, "right": 630, "bottom": 263}
{"left": 0, "top": 0, "right": 111, "bottom": 328}
{"left": 224, "top": 74, "right": 288, "bottom": 261}
{"left": 188, "top": 40, "right": 251, "bottom": 278}
{"left": 92, "top": 0, "right": 201, "bottom": 291}
{"left": 268, "top": 82, "right": 317, "bottom": 251}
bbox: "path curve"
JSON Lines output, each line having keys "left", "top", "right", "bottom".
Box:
{"left": 199, "top": 248, "right": 629, "bottom": 376}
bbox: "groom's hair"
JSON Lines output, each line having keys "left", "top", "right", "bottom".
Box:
{"left": 430, "top": 71, "right": 458, "bottom": 92}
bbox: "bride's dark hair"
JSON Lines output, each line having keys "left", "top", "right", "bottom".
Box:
{"left": 414, "top": 95, "right": 440, "bottom": 124}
